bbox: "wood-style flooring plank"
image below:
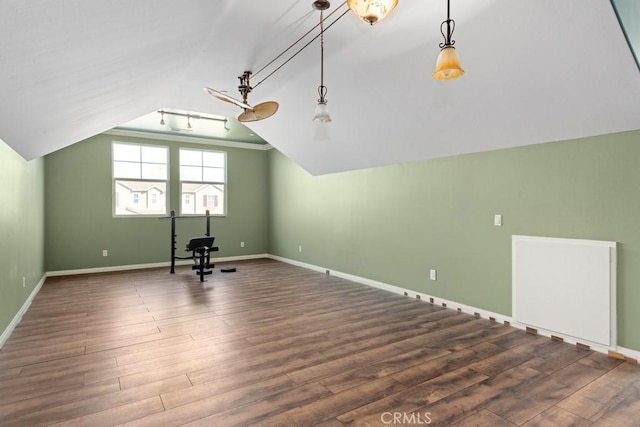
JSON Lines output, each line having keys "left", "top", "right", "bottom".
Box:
{"left": 0, "top": 372, "right": 86, "bottom": 406}
{"left": 336, "top": 365, "right": 489, "bottom": 426}
{"left": 407, "top": 364, "right": 548, "bottom": 426}
{"left": 177, "top": 381, "right": 333, "bottom": 427}
{"left": 0, "top": 345, "right": 87, "bottom": 370}
{"left": 0, "top": 379, "right": 121, "bottom": 423}
{"left": 48, "top": 396, "right": 165, "bottom": 427}
{"left": 557, "top": 361, "right": 640, "bottom": 422}
{"left": 9, "top": 375, "right": 191, "bottom": 427}
{"left": 318, "top": 345, "right": 452, "bottom": 394}
{"left": 522, "top": 406, "right": 592, "bottom": 427}
{"left": 450, "top": 409, "right": 518, "bottom": 427}
{"left": 245, "top": 376, "right": 406, "bottom": 427}
{"left": 591, "top": 385, "right": 640, "bottom": 426}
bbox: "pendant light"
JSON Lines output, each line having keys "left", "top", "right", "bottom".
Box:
{"left": 347, "top": 0, "right": 398, "bottom": 25}
{"left": 312, "top": 0, "right": 332, "bottom": 123}
{"left": 433, "top": 0, "right": 464, "bottom": 80}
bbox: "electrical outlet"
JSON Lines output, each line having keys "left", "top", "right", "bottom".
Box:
{"left": 430, "top": 269, "right": 437, "bottom": 281}
{"left": 22, "top": 277, "right": 26, "bottom": 288}
{"left": 494, "top": 214, "right": 502, "bottom": 227}
{"left": 298, "top": 245, "right": 302, "bottom": 253}
{"left": 240, "top": 241, "right": 245, "bottom": 248}
{"left": 102, "top": 249, "right": 108, "bottom": 257}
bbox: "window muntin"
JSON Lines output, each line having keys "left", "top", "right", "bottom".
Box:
{"left": 179, "top": 149, "right": 226, "bottom": 216}
{"left": 113, "top": 143, "right": 168, "bottom": 216}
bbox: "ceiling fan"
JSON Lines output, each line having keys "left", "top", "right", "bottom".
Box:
{"left": 204, "top": 71, "right": 279, "bottom": 122}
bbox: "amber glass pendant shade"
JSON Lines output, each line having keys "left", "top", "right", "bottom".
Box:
{"left": 433, "top": 46, "right": 464, "bottom": 80}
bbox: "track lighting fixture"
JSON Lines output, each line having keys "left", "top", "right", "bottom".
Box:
{"left": 156, "top": 110, "right": 228, "bottom": 132}
{"left": 433, "top": 0, "right": 464, "bottom": 80}
{"left": 312, "top": 0, "right": 332, "bottom": 123}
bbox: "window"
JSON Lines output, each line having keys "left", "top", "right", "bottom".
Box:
{"left": 180, "top": 148, "right": 226, "bottom": 215}
{"left": 113, "top": 143, "right": 168, "bottom": 216}
{"left": 203, "top": 195, "right": 218, "bottom": 208}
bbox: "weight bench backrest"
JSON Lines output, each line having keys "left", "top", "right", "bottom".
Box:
{"left": 186, "top": 236, "right": 215, "bottom": 251}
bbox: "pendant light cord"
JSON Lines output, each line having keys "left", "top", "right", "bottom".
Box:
{"left": 253, "top": 3, "right": 349, "bottom": 89}
{"left": 439, "top": 0, "right": 456, "bottom": 48}
{"left": 320, "top": 8, "right": 325, "bottom": 94}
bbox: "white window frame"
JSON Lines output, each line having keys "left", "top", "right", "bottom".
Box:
{"left": 179, "top": 148, "right": 227, "bottom": 216}
{"left": 112, "top": 142, "right": 169, "bottom": 217}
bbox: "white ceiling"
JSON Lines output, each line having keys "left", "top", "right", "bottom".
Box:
{"left": 1, "top": 0, "right": 640, "bottom": 175}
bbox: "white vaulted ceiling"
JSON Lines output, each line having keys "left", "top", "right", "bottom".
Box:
{"left": 1, "top": 0, "right": 639, "bottom": 175}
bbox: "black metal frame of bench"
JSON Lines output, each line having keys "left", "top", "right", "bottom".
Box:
{"left": 164, "top": 210, "right": 219, "bottom": 281}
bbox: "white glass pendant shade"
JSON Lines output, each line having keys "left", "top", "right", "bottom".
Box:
{"left": 433, "top": 46, "right": 464, "bottom": 80}
{"left": 312, "top": 101, "right": 332, "bottom": 123}
{"left": 346, "top": 0, "right": 398, "bottom": 25}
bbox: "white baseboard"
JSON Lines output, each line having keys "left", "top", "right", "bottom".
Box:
{"left": 46, "top": 254, "right": 268, "bottom": 277}
{"left": 267, "top": 255, "right": 640, "bottom": 362}
{"left": 267, "top": 255, "right": 512, "bottom": 324}
{"left": 0, "top": 274, "right": 47, "bottom": 350}
{"left": 616, "top": 346, "right": 640, "bottom": 362}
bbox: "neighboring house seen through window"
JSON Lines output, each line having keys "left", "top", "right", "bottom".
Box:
{"left": 180, "top": 148, "right": 226, "bottom": 215}
{"left": 203, "top": 195, "right": 218, "bottom": 208}
{"left": 113, "top": 142, "right": 168, "bottom": 216}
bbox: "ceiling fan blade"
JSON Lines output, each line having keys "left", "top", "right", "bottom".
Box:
{"left": 203, "top": 87, "right": 253, "bottom": 110}
{"left": 238, "top": 101, "right": 279, "bottom": 122}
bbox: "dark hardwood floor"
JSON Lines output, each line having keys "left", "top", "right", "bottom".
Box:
{"left": 0, "top": 258, "right": 638, "bottom": 426}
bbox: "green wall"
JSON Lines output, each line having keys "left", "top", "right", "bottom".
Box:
{"left": 0, "top": 140, "right": 45, "bottom": 339}
{"left": 45, "top": 134, "right": 268, "bottom": 271}
{"left": 267, "top": 130, "right": 640, "bottom": 351}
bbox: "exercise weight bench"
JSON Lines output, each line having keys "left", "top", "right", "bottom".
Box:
{"left": 180, "top": 236, "right": 219, "bottom": 282}
{"left": 164, "top": 210, "right": 222, "bottom": 281}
